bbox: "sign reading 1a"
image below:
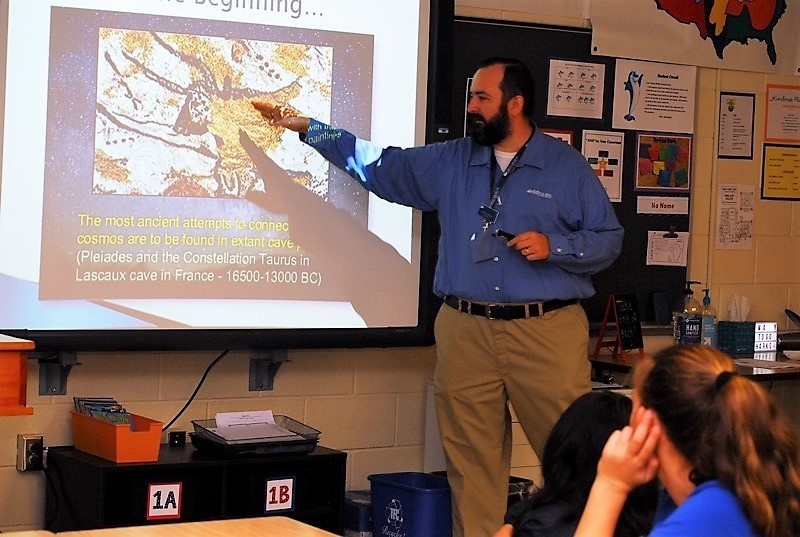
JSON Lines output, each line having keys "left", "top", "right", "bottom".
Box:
{"left": 147, "top": 482, "right": 182, "bottom": 520}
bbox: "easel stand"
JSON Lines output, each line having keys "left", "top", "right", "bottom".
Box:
{"left": 593, "top": 293, "right": 645, "bottom": 361}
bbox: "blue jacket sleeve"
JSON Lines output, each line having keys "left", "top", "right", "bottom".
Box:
{"left": 302, "top": 119, "right": 442, "bottom": 211}
{"left": 545, "top": 160, "right": 624, "bottom": 276}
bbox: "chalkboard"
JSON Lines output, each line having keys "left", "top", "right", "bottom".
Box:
{"left": 594, "top": 292, "right": 645, "bottom": 357}
{"left": 449, "top": 18, "right": 689, "bottom": 324}
{"left": 613, "top": 293, "right": 645, "bottom": 350}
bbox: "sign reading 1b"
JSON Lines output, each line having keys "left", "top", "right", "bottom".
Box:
{"left": 265, "top": 477, "right": 295, "bottom": 512}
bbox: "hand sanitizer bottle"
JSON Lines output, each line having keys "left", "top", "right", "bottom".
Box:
{"left": 701, "top": 288, "right": 718, "bottom": 348}
{"left": 673, "top": 281, "right": 702, "bottom": 345}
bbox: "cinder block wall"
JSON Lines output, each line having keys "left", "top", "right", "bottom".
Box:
{"left": 2, "top": 2, "right": 799, "bottom": 531}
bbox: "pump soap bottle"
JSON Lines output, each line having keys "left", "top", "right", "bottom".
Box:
{"left": 673, "top": 280, "right": 702, "bottom": 345}
{"left": 701, "top": 288, "right": 718, "bottom": 348}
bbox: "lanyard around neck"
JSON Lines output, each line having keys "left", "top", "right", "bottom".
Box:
{"left": 487, "top": 131, "right": 533, "bottom": 209}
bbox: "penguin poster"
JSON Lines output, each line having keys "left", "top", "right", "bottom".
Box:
{"left": 612, "top": 59, "right": 696, "bottom": 134}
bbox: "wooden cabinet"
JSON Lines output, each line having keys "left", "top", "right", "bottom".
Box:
{"left": 45, "top": 444, "right": 346, "bottom": 534}
{"left": 0, "top": 334, "right": 34, "bottom": 416}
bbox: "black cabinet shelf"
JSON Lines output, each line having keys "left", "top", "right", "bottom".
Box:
{"left": 45, "top": 444, "right": 346, "bottom": 534}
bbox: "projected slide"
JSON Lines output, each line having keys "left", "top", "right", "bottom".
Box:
{"left": 0, "top": 0, "right": 425, "bottom": 331}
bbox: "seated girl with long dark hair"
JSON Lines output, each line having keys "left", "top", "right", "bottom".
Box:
{"left": 493, "top": 390, "right": 657, "bottom": 537}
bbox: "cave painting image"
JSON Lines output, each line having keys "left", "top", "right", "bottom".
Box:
{"left": 94, "top": 29, "right": 332, "bottom": 199}
{"left": 654, "top": 0, "right": 787, "bottom": 64}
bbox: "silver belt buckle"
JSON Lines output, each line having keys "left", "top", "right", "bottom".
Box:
{"left": 485, "top": 304, "right": 499, "bottom": 319}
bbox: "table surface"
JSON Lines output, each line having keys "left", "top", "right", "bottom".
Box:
{"left": 591, "top": 350, "right": 800, "bottom": 382}
{"left": 0, "top": 333, "right": 35, "bottom": 349}
{"left": 55, "top": 517, "right": 338, "bottom": 537}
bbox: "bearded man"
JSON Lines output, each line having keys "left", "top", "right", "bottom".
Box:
{"left": 252, "top": 57, "right": 624, "bottom": 537}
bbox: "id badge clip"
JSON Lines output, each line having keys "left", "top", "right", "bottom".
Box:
{"left": 478, "top": 204, "right": 499, "bottom": 225}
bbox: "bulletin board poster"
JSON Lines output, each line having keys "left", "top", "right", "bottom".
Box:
{"left": 716, "top": 184, "right": 754, "bottom": 249}
{"left": 636, "top": 133, "right": 692, "bottom": 191}
{"left": 761, "top": 144, "right": 800, "bottom": 200}
{"left": 612, "top": 59, "right": 696, "bottom": 134}
{"left": 541, "top": 128, "right": 574, "bottom": 146}
{"left": 718, "top": 92, "right": 755, "bottom": 159}
{"left": 547, "top": 59, "right": 605, "bottom": 119}
{"left": 765, "top": 84, "right": 800, "bottom": 143}
{"left": 582, "top": 130, "right": 624, "bottom": 202}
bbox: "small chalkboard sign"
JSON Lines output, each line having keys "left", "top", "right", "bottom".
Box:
{"left": 593, "top": 292, "right": 645, "bottom": 359}
{"left": 614, "top": 293, "right": 644, "bottom": 351}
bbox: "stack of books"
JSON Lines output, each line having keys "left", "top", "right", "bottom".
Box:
{"left": 73, "top": 397, "right": 132, "bottom": 426}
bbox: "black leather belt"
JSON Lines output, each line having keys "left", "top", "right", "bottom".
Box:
{"left": 444, "top": 295, "right": 578, "bottom": 320}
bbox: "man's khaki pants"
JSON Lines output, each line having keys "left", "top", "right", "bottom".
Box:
{"left": 434, "top": 303, "right": 591, "bottom": 537}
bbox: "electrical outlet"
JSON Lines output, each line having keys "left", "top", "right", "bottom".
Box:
{"left": 16, "top": 434, "right": 44, "bottom": 472}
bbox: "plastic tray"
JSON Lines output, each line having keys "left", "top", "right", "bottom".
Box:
{"left": 190, "top": 414, "right": 319, "bottom": 456}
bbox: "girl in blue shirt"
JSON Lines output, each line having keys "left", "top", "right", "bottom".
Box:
{"left": 575, "top": 345, "right": 800, "bottom": 537}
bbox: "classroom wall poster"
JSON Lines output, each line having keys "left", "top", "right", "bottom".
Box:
{"left": 716, "top": 183, "right": 754, "bottom": 250}
{"left": 547, "top": 59, "right": 605, "bottom": 119}
{"left": 765, "top": 84, "right": 800, "bottom": 143}
{"left": 761, "top": 144, "right": 800, "bottom": 200}
{"left": 541, "top": 128, "right": 573, "bottom": 146}
{"left": 718, "top": 92, "right": 755, "bottom": 159}
{"left": 590, "top": 0, "right": 800, "bottom": 77}
{"left": 636, "top": 133, "right": 692, "bottom": 191}
{"left": 646, "top": 230, "right": 689, "bottom": 267}
{"left": 612, "top": 59, "right": 697, "bottom": 134}
{"left": 581, "top": 130, "right": 624, "bottom": 202}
